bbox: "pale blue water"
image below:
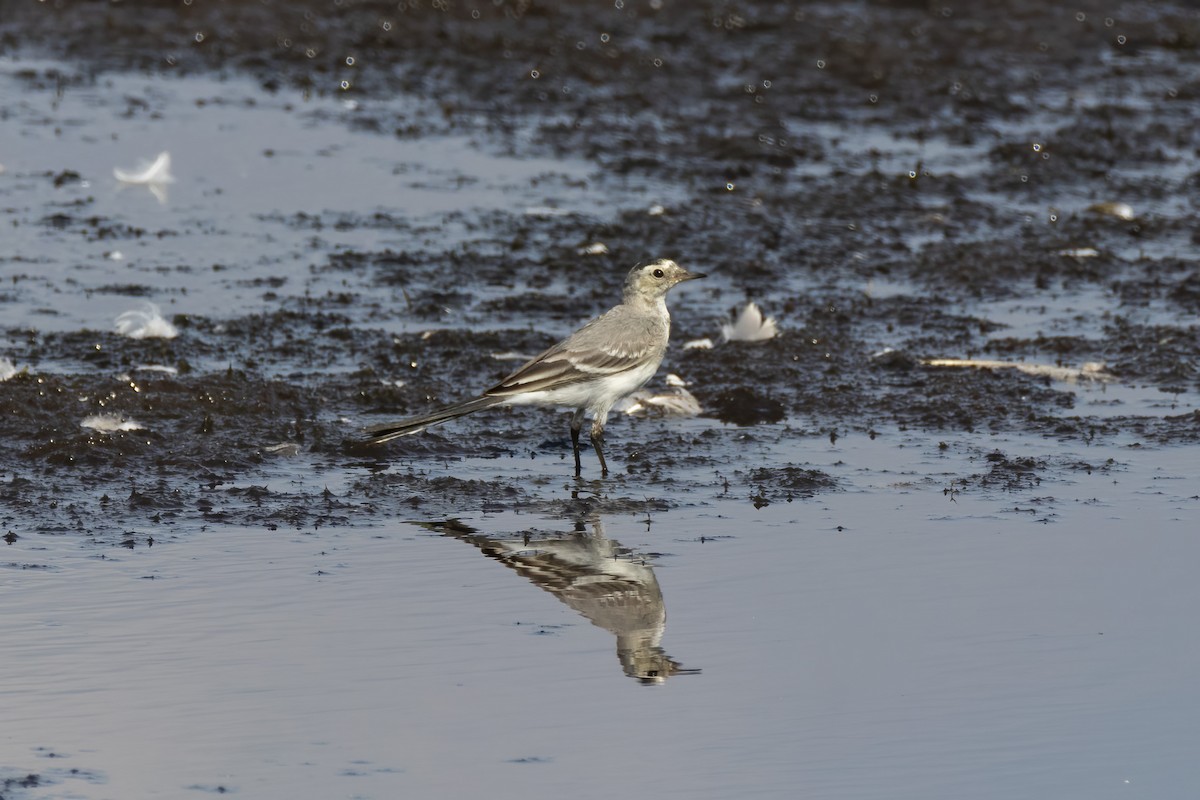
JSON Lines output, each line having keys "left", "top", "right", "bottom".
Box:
{"left": 3, "top": 431, "right": 1198, "bottom": 799}
{"left": 0, "top": 57, "right": 668, "bottom": 337}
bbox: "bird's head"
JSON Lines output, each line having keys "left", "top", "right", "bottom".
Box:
{"left": 624, "top": 259, "right": 705, "bottom": 302}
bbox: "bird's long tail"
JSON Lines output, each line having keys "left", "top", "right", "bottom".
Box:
{"left": 364, "top": 396, "right": 503, "bottom": 444}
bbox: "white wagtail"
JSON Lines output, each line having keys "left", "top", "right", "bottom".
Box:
{"left": 366, "top": 258, "right": 704, "bottom": 475}
{"left": 437, "top": 516, "right": 699, "bottom": 682}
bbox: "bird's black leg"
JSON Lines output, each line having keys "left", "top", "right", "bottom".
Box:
{"left": 570, "top": 408, "right": 586, "bottom": 476}
{"left": 589, "top": 419, "right": 609, "bottom": 475}
{"left": 591, "top": 433, "right": 609, "bottom": 475}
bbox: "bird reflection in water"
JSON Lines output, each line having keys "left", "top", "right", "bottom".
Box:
{"left": 426, "top": 517, "right": 699, "bottom": 684}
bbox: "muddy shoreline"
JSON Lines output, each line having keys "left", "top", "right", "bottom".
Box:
{"left": 2, "top": 0, "right": 1198, "bottom": 538}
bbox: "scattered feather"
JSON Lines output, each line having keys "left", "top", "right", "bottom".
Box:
{"left": 380, "top": 378, "right": 406, "bottom": 388}
{"left": 665, "top": 373, "right": 688, "bottom": 387}
{"left": 264, "top": 443, "right": 301, "bottom": 456}
{"left": 1086, "top": 201, "right": 1135, "bottom": 221}
{"left": 578, "top": 242, "right": 609, "bottom": 256}
{"left": 115, "top": 303, "right": 179, "bottom": 340}
{"left": 683, "top": 338, "right": 714, "bottom": 350}
{"left": 1057, "top": 247, "right": 1100, "bottom": 258}
{"left": 114, "top": 151, "right": 174, "bottom": 185}
{"left": 114, "top": 151, "right": 173, "bottom": 204}
{"left": 107, "top": 250, "right": 125, "bottom": 261}
{"left": 721, "top": 302, "right": 778, "bottom": 343}
{"left": 922, "top": 358, "right": 1114, "bottom": 383}
{"left": 619, "top": 386, "right": 702, "bottom": 417}
{"left": 134, "top": 364, "right": 179, "bottom": 374}
{"left": 523, "top": 206, "right": 571, "bottom": 217}
{"left": 648, "top": 204, "right": 666, "bottom": 216}
{"left": 1, "top": 357, "right": 22, "bottom": 382}
{"left": 82, "top": 414, "right": 145, "bottom": 432}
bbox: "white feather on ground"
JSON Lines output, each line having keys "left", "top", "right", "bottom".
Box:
{"left": 115, "top": 303, "right": 179, "bottom": 340}
{"left": 721, "top": 302, "right": 777, "bottom": 342}
{"left": 491, "top": 350, "right": 534, "bottom": 361}
{"left": 1, "top": 357, "right": 20, "bottom": 381}
{"left": 922, "top": 358, "right": 1114, "bottom": 384}
{"left": 617, "top": 374, "right": 702, "bottom": 417}
{"left": 114, "top": 151, "right": 174, "bottom": 185}
{"left": 114, "top": 151, "right": 174, "bottom": 203}
{"left": 81, "top": 414, "right": 145, "bottom": 432}
{"left": 1086, "top": 201, "right": 1135, "bottom": 221}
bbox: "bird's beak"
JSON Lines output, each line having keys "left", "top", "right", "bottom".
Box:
{"left": 682, "top": 269, "right": 706, "bottom": 281}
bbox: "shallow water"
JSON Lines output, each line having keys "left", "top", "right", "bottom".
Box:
{"left": 4, "top": 431, "right": 1198, "bottom": 799}
{"left": 0, "top": 59, "right": 668, "bottom": 339}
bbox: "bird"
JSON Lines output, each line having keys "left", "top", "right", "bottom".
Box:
{"left": 365, "top": 258, "right": 704, "bottom": 475}
{"left": 430, "top": 515, "right": 700, "bottom": 683}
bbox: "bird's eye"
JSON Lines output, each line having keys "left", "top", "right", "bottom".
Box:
{"left": 653, "top": 268, "right": 665, "bottom": 278}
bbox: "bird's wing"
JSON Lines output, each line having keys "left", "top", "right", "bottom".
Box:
{"left": 485, "top": 307, "right": 664, "bottom": 396}
{"left": 485, "top": 339, "right": 655, "bottom": 396}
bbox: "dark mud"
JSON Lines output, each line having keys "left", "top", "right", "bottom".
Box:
{"left": 0, "top": 759, "right": 104, "bottom": 800}
{"left": 2, "top": 1, "right": 1198, "bottom": 538}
